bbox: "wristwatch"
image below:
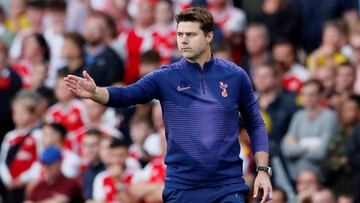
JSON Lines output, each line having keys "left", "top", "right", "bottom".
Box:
{"left": 256, "top": 166, "right": 272, "bottom": 177}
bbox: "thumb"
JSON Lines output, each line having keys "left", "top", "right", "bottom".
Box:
{"left": 83, "top": 70, "right": 91, "bottom": 80}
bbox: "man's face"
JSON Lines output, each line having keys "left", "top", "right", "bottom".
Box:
{"left": 245, "top": 26, "right": 268, "bottom": 55}
{"left": 84, "top": 17, "right": 105, "bottom": 46}
{"left": 176, "top": 21, "right": 212, "bottom": 61}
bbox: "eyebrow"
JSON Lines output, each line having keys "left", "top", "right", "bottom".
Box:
{"left": 177, "top": 32, "right": 197, "bottom": 35}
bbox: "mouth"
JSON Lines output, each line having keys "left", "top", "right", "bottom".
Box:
{"left": 181, "top": 48, "right": 192, "bottom": 51}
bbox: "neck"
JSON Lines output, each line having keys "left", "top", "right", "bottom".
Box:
{"left": 88, "top": 43, "right": 105, "bottom": 55}
{"left": 187, "top": 48, "right": 212, "bottom": 69}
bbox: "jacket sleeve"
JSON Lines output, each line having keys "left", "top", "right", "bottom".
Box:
{"left": 106, "top": 70, "right": 162, "bottom": 108}
{"left": 238, "top": 70, "right": 269, "bottom": 154}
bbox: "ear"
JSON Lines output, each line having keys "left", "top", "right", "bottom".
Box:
{"left": 206, "top": 31, "right": 214, "bottom": 44}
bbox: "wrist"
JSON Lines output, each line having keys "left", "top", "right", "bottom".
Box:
{"left": 256, "top": 166, "right": 272, "bottom": 177}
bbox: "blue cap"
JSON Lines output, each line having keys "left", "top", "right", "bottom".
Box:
{"left": 40, "top": 146, "right": 62, "bottom": 164}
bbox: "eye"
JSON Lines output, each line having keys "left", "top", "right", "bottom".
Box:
{"left": 177, "top": 33, "right": 183, "bottom": 37}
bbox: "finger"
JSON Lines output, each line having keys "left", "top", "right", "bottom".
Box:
{"left": 261, "top": 187, "right": 270, "bottom": 203}
{"left": 269, "top": 186, "right": 273, "bottom": 201}
{"left": 64, "top": 78, "right": 79, "bottom": 89}
{"left": 65, "top": 74, "right": 81, "bottom": 82}
{"left": 64, "top": 81, "right": 78, "bottom": 91}
{"left": 83, "top": 70, "right": 91, "bottom": 80}
{"left": 253, "top": 183, "right": 259, "bottom": 198}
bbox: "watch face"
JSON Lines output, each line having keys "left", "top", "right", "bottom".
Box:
{"left": 257, "top": 166, "right": 272, "bottom": 177}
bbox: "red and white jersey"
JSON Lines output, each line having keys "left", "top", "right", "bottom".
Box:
{"left": 208, "top": 3, "right": 246, "bottom": 34}
{"left": 152, "top": 24, "right": 177, "bottom": 64}
{"left": 116, "top": 27, "right": 154, "bottom": 84}
{"left": 93, "top": 169, "right": 134, "bottom": 202}
{"left": 0, "top": 128, "right": 42, "bottom": 185}
{"left": 46, "top": 99, "right": 89, "bottom": 133}
{"left": 283, "top": 63, "right": 310, "bottom": 93}
{"left": 12, "top": 61, "right": 32, "bottom": 88}
{"left": 67, "top": 124, "right": 124, "bottom": 156}
{"left": 132, "top": 157, "right": 165, "bottom": 184}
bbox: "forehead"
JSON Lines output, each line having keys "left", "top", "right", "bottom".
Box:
{"left": 177, "top": 21, "right": 202, "bottom": 32}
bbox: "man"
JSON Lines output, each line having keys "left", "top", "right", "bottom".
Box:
{"left": 25, "top": 146, "right": 83, "bottom": 203}
{"left": 65, "top": 7, "right": 272, "bottom": 203}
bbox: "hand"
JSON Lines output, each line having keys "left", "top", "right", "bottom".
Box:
{"left": 253, "top": 172, "right": 272, "bottom": 203}
{"left": 64, "top": 71, "right": 97, "bottom": 99}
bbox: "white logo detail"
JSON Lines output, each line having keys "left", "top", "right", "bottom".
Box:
{"left": 176, "top": 85, "right": 191, "bottom": 91}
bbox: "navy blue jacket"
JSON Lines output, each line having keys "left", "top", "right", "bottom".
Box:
{"left": 106, "top": 57, "right": 269, "bottom": 189}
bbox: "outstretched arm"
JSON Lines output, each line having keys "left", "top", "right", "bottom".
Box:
{"left": 64, "top": 70, "right": 109, "bottom": 104}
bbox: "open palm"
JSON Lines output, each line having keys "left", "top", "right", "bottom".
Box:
{"left": 64, "top": 71, "right": 96, "bottom": 99}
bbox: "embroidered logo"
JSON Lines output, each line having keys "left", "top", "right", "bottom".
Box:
{"left": 219, "top": 82, "right": 228, "bottom": 97}
{"left": 177, "top": 80, "right": 191, "bottom": 92}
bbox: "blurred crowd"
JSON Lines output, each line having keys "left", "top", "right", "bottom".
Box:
{"left": 0, "top": 0, "right": 359, "bottom": 203}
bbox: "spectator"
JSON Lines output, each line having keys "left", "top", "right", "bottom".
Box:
{"left": 12, "top": 33, "right": 49, "bottom": 89}
{"left": 252, "top": 63, "right": 298, "bottom": 147}
{"left": 69, "top": 99, "right": 123, "bottom": 155}
{"left": 281, "top": 80, "right": 338, "bottom": 182}
{"left": 254, "top": 0, "right": 300, "bottom": 46}
{"left": 209, "top": 0, "right": 246, "bottom": 64}
{"left": 241, "top": 23, "right": 270, "bottom": 76}
{"left": 116, "top": 0, "right": 154, "bottom": 84}
{"left": 129, "top": 116, "right": 153, "bottom": 166}
{"left": 131, "top": 128, "right": 166, "bottom": 203}
{"left": 307, "top": 19, "right": 348, "bottom": 77}
{"left": 8, "top": 0, "right": 45, "bottom": 62}
{"left": 5, "top": 0, "right": 30, "bottom": 32}
{"left": 84, "top": 12, "right": 124, "bottom": 87}
{"left": 271, "top": 39, "right": 310, "bottom": 93}
{"left": 321, "top": 95, "right": 360, "bottom": 198}
{"left": 0, "top": 90, "right": 42, "bottom": 203}
{"left": 311, "top": 188, "right": 337, "bottom": 203}
{"left": 92, "top": 138, "right": 137, "bottom": 202}
{"left": 296, "top": 169, "right": 322, "bottom": 203}
{"left": 43, "top": 0, "right": 68, "bottom": 88}
{"left": 269, "top": 187, "right": 288, "bottom": 203}
{"left": 332, "top": 62, "right": 356, "bottom": 110}
{"left": 81, "top": 129, "right": 105, "bottom": 200}
{"left": 46, "top": 70, "right": 89, "bottom": 133}
{"left": 39, "top": 122, "right": 81, "bottom": 179}
{"left": 139, "top": 50, "right": 160, "bottom": 78}
{"left": 25, "top": 146, "right": 83, "bottom": 203}
{"left": 152, "top": 0, "right": 177, "bottom": 64}
{"left": 58, "top": 32, "right": 86, "bottom": 78}
{"left": 101, "top": 0, "right": 133, "bottom": 35}
{"left": 315, "top": 67, "right": 337, "bottom": 106}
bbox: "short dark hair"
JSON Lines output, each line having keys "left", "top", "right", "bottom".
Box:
{"left": 303, "top": 79, "right": 325, "bottom": 93}
{"left": 141, "top": 50, "right": 160, "bottom": 64}
{"left": 44, "top": 122, "right": 68, "bottom": 140}
{"left": 85, "top": 128, "right": 103, "bottom": 138}
{"left": 109, "top": 137, "right": 129, "bottom": 149}
{"left": 175, "top": 7, "right": 214, "bottom": 35}
{"left": 63, "top": 32, "right": 86, "bottom": 55}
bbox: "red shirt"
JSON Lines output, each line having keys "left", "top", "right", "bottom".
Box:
{"left": 28, "top": 173, "right": 83, "bottom": 203}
